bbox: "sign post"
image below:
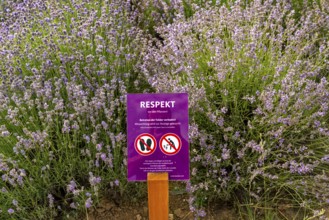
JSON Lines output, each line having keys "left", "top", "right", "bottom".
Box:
{"left": 147, "top": 172, "right": 169, "bottom": 220}
{"left": 127, "top": 93, "right": 189, "bottom": 219}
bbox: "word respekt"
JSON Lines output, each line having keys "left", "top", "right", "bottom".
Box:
{"left": 140, "top": 101, "right": 175, "bottom": 108}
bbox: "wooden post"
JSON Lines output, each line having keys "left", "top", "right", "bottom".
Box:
{"left": 147, "top": 172, "right": 169, "bottom": 220}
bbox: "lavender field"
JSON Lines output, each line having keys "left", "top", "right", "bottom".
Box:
{"left": 1, "top": 0, "right": 329, "bottom": 219}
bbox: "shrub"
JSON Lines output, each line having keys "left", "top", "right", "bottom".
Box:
{"left": 141, "top": 0, "right": 329, "bottom": 217}
{"left": 1, "top": 0, "right": 329, "bottom": 219}
{"left": 128, "top": 0, "right": 228, "bottom": 38}
{"left": 0, "top": 0, "right": 148, "bottom": 218}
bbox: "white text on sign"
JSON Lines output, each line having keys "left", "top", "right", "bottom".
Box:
{"left": 140, "top": 101, "right": 175, "bottom": 108}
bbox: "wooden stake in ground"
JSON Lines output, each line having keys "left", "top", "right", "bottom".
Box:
{"left": 147, "top": 173, "right": 169, "bottom": 220}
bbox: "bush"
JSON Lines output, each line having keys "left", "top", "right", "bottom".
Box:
{"left": 1, "top": 0, "right": 329, "bottom": 219}
{"left": 128, "top": 0, "right": 227, "bottom": 37}
{"left": 141, "top": 0, "right": 329, "bottom": 217}
{"left": 0, "top": 0, "right": 148, "bottom": 218}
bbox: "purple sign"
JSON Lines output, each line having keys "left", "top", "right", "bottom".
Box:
{"left": 127, "top": 93, "right": 189, "bottom": 181}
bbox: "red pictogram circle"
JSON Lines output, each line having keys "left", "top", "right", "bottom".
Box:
{"left": 159, "top": 133, "right": 181, "bottom": 156}
{"left": 134, "top": 133, "right": 157, "bottom": 156}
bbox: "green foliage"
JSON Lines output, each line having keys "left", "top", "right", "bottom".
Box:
{"left": 1, "top": 0, "right": 329, "bottom": 219}
{"left": 141, "top": 0, "right": 329, "bottom": 218}
{"left": 0, "top": 0, "right": 148, "bottom": 218}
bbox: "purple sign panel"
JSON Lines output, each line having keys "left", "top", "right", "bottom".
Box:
{"left": 127, "top": 93, "right": 189, "bottom": 181}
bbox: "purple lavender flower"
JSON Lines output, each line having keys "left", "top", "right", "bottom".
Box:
{"left": 83, "top": 135, "right": 91, "bottom": 143}
{"left": 100, "top": 153, "right": 106, "bottom": 161}
{"left": 12, "top": 200, "right": 18, "bottom": 206}
{"left": 2, "top": 174, "right": 8, "bottom": 181}
{"left": 221, "top": 148, "right": 230, "bottom": 160}
{"left": 67, "top": 180, "right": 77, "bottom": 193}
{"left": 85, "top": 192, "right": 92, "bottom": 197}
{"left": 70, "top": 202, "right": 77, "bottom": 209}
{"left": 89, "top": 172, "right": 101, "bottom": 186}
{"left": 62, "top": 120, "right": 70, "bottom": 133}
{"left": 101, "top": 121, "right": 108, "bottom": 130}
{"left": 221, "top": 107, "right": 228, "bottom": 114}
{"left": 96, "top": 143, "right": 102, "bottom": 151}
{"left": 1, "top": 131, "right": 10, "bottom": 137}
{"left": 85, "top": 198, "right": 93, "bottom": 209}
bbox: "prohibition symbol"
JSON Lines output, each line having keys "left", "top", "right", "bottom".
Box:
{"left": 134, "top": 133, "right": 156, "bottom": 156}
{"left": 160, "top": 133, "right": 182, "bottom": 155}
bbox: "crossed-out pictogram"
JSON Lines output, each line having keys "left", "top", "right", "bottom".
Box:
{"left": 134, "top": 133, "right": 157, "bottom": 156}
{"left": 159, "top": 133, "right": 181, "bottom": 156}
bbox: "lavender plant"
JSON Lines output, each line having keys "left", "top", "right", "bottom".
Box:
{"left": 1, "top": 0, "right": 329, "bottom": 218}
{"left": 128, "top": 0, "right": 322, "bottom": 40}
{"left": 141, "top": 0, "right": 329, "bottom": 217}
{"left": 128, "top": 0, "right": 225, "bottom": 38}
{"left": 0, "top": 0, "right": 148, "bottom": 219}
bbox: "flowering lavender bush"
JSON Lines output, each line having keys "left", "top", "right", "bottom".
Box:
{"left": 0, "top": 0, "right": 148, "bottom": 218}
{"left": 141, "top": 0, "right": 329, "bottom": 217}
{"left": 1, "top": 0, "right": 329, "bottom": 218}
{"left": 128, "top": 0, "right": 221, "bottom": 37}
{"left": 128, "top": 0, "right": 322, "bottom": 40}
